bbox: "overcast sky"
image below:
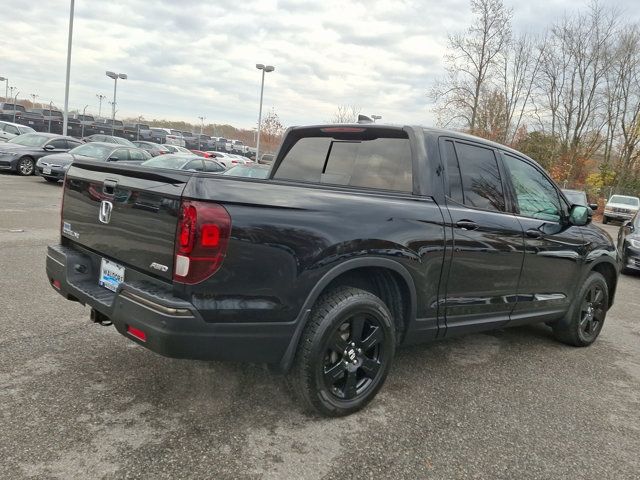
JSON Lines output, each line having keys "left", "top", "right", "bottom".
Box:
{"left": 1, "top": 0, "right": 638, "bottom": 129}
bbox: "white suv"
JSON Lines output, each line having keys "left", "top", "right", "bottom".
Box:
{"left": 603, "top": 195, "right": 640, "bottom": 224}
{"left": 0, "top": 120, "right": 35, "bottom": 142}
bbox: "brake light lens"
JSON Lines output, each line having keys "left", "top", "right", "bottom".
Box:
{"left": 174, "top": 200, "right": 231, "bottom": 284}
{"left": 320, "top": 127, "right": 365, "bottom": 133}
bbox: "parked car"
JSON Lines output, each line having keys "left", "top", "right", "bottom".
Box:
{"left": 69, "top": 113, "right": 96, "bottom": 137}
{"left": 30, "top": 108, "right": 64, "bottom": 133}
{"left": 132, "top": 141, "right": 170, "bottom": 157}
{"left": 162, "top": 144, "right": 192, "bottom": 154}
{"left": 212, "top": 137, "right": 228, "bottom": 151}
{"left": 47, "top": 123, "right": 619, "bottom": 417}
{"left": 190, "top": 149, "right": 214, "bottom": 158}
{"left": 603, "top": 194, "right": 640, "bottom": 224}
{"left": 140, "top": 153, "right": 225, "bottom": 173}
{"left": 84, "top": 134, "right": 135, "bottom": 147}
{"left": 225, "top": 139, "right": 245, "bottom": 153}
{"left": 36, "top": 142, "right": 151, "bottom": 182}
{"left": 617, "top": 212, "right": 640, "bottom": 274}
{"left": 194, "top": 134, "right": 214, "bottom": 150}
{"left": 223, "top": 164, "right": 269, "bottom": 178}
{"left": 259, "top": 153, "right": 275, "bottom": 165}
{"left": 0, "top": 121, "right": 36, "bottom": 142}
{"left": 132, "top": 123, "right": 152, "bottom": 141}
{"left": 149, "top": 128, "right": 185, "bottom": 146}
{"left": 0, "top": 133, "right": 82, "bottom": 175}
{"left": 179, "top": 131, "right": 199, "bottom": 149}
{"left": 0, "top": 103, "right": 45, "bottom": 130}
{"left": 206, "top": 151, "right": 247, "bottom": 168}
{"left": 561, "top": 189, "right": 597, "bottom": 210}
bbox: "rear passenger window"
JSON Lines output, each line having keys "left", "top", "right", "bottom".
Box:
{"left": 454, "top": 142, "right": 505, "bottom": 212}
{"left": 443, "top": 140, "right": 464, "bottom": 204}
{"left": 274, "top": 134, "right": 412, "bottom": 192}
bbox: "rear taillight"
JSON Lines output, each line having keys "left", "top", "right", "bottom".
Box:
{"left": 174, "top": 200, "right": 231, "bottom": 284}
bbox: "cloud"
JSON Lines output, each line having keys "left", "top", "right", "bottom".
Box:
{"left": 2, "top": 0, "right": 639, "bottom": 130}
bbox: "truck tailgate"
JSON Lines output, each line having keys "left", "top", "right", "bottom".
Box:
{"left": 61, "top": 161, "right": 191, "bottom": 281}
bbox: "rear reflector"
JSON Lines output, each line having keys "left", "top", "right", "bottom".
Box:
{"left": 51, "top": 279, "right": 61, "bottom": 290}
{"left": 127, "top": 325, "right": 147, "bottom": 342}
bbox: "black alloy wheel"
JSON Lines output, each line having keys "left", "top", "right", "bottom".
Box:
{"left": 289, "top": 286, "right": 396, "bottom": 417}
{"left": 553, "top": 271, "right": 609, "bottom": 347}
{"left": 322, "top": 312, "right": 386, "bottom": 401}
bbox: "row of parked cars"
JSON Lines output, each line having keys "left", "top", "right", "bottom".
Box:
{"left": 0, "top": 103, "right": 252, "bottom": 155}
{"left": 0, "top": 131, "right": 270, "bottom": 180}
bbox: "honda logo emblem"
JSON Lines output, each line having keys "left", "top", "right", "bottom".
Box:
{"left": 99, "top": 200, "right": 113, "bottom": 224}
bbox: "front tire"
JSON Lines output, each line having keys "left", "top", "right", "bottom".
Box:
{"left": 289, "top": 287, "right": 396, "bottom": 417}
{"left": 16, "top": 157, "right": 35, "bottom": 176}
{"left": 553, "top": 272, "right": 609, "bottom": 347}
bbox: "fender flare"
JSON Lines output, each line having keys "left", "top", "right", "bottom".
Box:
{"left": 276, "top": 257, "right": 417, "bottom": 373}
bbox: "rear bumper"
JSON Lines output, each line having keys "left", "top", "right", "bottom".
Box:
{"left": 46, "top": 243, "right": 296, "bottom": 364}
{"left": 36, "top": 166, "right": 66, "bottom": 179}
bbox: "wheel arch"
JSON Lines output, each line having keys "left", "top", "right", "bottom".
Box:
{"left": 276, "top": 258, "right": 418, "bottom": 373}
{"left": 590, "top": 259, "right": 618, "bottom": 308}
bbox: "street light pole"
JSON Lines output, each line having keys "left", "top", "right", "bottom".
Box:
{"left": 62, "top": 0, "right": 75, "bottom": 136}
{"left": 48, "top": 101, "right": 53, "bottom": 132}
{"left": 30, "top": 94, "right": 39, "bottom": 107}
{"left": 81, "top": 104, "right": 88, "bottom": 138}
{"left": 0, "top": 77, "right": 7, "bottom": 102}
{"left": 12, "top": 90, "right": 20, "bottom": 123}
{"left": 96, "top": 94, "right": 106, "bottom": 118}
{"left": 106, "top": 71, "right": 127, "bottom": 135}
{"left": 198, "top": 116, "right": 205, "bottom": 149}
{"left": 255, "top": 64, "right": 275, "bottom": 162}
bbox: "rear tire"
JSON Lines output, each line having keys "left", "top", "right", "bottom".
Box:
{"left": 553, "top": 272, "right": 608, "bottom": 347}
{"left": 288, "top": 287, "right": 396, "bottom": 417}
{"left": 17, "top": 157, "right": 35, "bottom": 176}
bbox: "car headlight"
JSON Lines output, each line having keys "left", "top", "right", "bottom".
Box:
{"left": 629, "top": 238, "right": 640, "bottom": 249}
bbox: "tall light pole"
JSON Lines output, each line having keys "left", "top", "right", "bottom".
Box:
{"left": 48, "top": 101, "right": 53, "bottom": 132}
{"left": 81, "top": 104, "right": 89, "bottom": 138}
{"left": 30, "top": 94, "right": 39, "bottom": 107}
{"left": 62, "top": 0, "right": 75, "bottom": 136}
{"left": 198, "top": 116, "right": 206, "bottom": 149}
{"left": 106, "top": 71, "right": 127, "bottom": 135}
{"left": 0, "top": 77, "right": 8, "bottom": 102}
{"left": 12, "top": 90, "right": 20, "bottom": 123}
{"left": 96, "top": 94, "right": 106, "bottom": 118}
{"left": 255, "top": 63, "right": 275, "bottom": 162}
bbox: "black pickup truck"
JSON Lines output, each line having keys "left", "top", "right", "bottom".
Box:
{"left": 46, "top": 123, "right": 619, "bottom": 416}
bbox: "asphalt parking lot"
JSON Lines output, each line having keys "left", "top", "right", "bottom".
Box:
{"left": 1, "top": 173, "right": 639, "bottom": 480}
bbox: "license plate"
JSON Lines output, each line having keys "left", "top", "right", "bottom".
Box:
{"left": 99, "top": 258, "right": 125, "bottom": 292}
{"left": 43, "top": 167, "right": 52, "bottom": 175}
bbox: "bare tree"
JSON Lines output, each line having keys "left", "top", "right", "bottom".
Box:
{"left": 329, "top": 105, "right": 361, "bottom": 123}
{"left": 432, "top": 0, "right": 511, "bottom": 131}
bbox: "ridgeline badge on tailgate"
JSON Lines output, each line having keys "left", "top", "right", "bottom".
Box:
{"left": 98, "top": 200, "right": 113, "bottom": 224}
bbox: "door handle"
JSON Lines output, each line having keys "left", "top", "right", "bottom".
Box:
{"left": 455, "top": 220, "right": 478, "bottom": 231}
{"left": 526, "top": 228, "right": 542, "bottom": 239}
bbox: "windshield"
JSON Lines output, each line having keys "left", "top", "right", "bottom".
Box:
{"left": 69, "top": 143, "right": 113, "bottom": 160}
{"left": 8, "top": 133, "right": 50, "bottom": 147}
{"left": 141, "top": 154, "right": 194, "bottom": 169}
{"left": 170, "top": 130, "right": 182, "bottom": 136}
{"left": 18, "top": 125, "right": 36, "bottom": 134}
{"left": 563, "top": 191, "right": 587, "bottom": 206}
{"left": 609, "top": 195, "right": 640, "bottom": 206}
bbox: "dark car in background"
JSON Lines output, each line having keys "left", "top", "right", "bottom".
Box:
{"left": 30, "top": 108, "right": 64, "bottom": 133}
{"left": 562, "top": 189, "right": 598, "bottom": 210}
{"left": 223, "top": 163, "right": 269, "bottom": 178}
{"left": 0, "top": 133, "right": 82, "bottom": 175}
{"left": 140, "top": 153, "right": 225, "bottom": 172}
{"left": 132, "top": 141, "right": 170, "bottom": 157}
{"left": 84, "top": 134, "right": 135, "bottom": 147}
{"left": 194, "top": 134, "right": 214, "bottom": 150}
{"left": 36, "top": 142, "right": 151, "bottom": 182}
{"left": 617, "top": 212, "right": 640, "bottom": 274}
{"left": 131, "top": 123, "right": 152, "bottom": 141}
{"left": 93, "top": 119, "right": 124, "bottom": 136}
{"left": 180, "top": 131, "right": 199, "bottom": 149}
{"left": 0, "top": 103, "right": 46, "bottom": 131}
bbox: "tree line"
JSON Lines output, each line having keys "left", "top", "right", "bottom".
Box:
{"left": 431, "top": 0, "right": 640, "bottom": 198}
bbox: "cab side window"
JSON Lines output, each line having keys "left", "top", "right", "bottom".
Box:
{"left": 48, "top": 139, "right": 68, "bottom": 149}
{"left": 502, "top": 153, "right": 561, "bottom": 222}
{"left": 452, "top": 141, "right": 505, "bottom": 212}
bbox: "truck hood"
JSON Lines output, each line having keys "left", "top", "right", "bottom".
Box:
{"left": 606, "top": 202, "right": 639, "bottom": 210}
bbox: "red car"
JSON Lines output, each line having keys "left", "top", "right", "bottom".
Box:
{"left": 190, "top": 149, "right": 213, "bottom": 158}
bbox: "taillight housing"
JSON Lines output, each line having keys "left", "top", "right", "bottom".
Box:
{"left": 174, "top": 200, "right": 231, "bottom": 284}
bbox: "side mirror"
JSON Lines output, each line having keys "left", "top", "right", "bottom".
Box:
{"left": 623, "top": 220, "right": 635, "bottom": 232}
{"left": 569, "top": 205, "right": 590, "bottom": 226}
{"left": 589, "top": 203, "right": 598, "bottom": 211}
{"left": 107, "top": 156, "right": 119, "bottom": 162}
{"left": 43, "top": 144, "right": 55, "bottom": 151}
